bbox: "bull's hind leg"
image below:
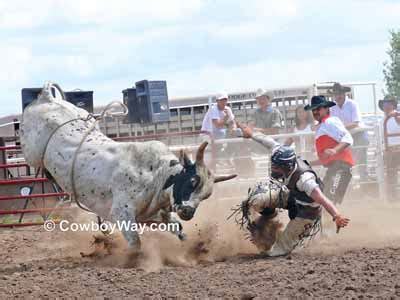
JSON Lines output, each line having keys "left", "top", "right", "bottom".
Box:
{"left": 80, "top": 216, "right": 115, "bottom": 258}
{"left": 80, "top": 234, "right": 115, "bottom": 258}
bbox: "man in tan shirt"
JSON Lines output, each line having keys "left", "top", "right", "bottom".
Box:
{"left": 250, "top": 89, "right": 283, "bottom": 135}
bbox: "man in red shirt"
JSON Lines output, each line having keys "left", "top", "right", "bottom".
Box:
{"left": 305, "top": 95, "right": 354, "bottom": 204}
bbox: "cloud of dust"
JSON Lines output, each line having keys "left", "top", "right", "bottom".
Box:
{"left": 55, "top": 192, "right": 256, "bottom": 271}
{"left": 230, "top": 158, "right": 400, "bottom": 256}
{"left": 137, "top": 194, "right": 257, "bottom": 272}
{"left": 57, "top": 182, "right": 400, "bottom": 271}
{"left": 306, "top": 200, "right": 400, "bottom": 255}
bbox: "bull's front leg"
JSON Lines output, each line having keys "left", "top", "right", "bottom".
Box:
{"left": 147, "top": 210, "right": 186, "bottom": 241}
{"left": 165, "top": 212, "right": 186, "bottom": 241}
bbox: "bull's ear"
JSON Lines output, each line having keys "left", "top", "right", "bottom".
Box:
{"left": 179, "top": 149, "right": 192, "bottom": 167}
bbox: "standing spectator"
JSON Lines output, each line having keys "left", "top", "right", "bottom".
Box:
{"left": 305, "top": 96, "right": 354, "bottom": 205}
{"left": 284, "top": 105, "right": 315, "bottom": 147}
{"left": 201, "top": 92, "right": 237, "bottom": 169}
{"left": 201, "top": 93, "right": 236, "bottom": 139}
{"left": 379, "top": 95, "right": 400, "bottom": 197}
{"left": 328, "top": 83, "right": 370, "bottom": 182}
{"left": 251, "top": 89, "right": 283, "bottom": 135}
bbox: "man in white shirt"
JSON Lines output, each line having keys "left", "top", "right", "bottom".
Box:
{"left": 379, "top": 95, "right": 400, "bottom": 197}
{"left": 201, "top": 93, "right": 238, "bottom": 169}
{"left": 329, "top": 83, "right": 370, "bottom": 182}
{"left": 201, "top": 93, "right": 236, "bottom": 139}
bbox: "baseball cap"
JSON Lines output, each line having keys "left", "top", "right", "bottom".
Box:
{"left": 216, "top": 92, "right": 229, "bottom": 101}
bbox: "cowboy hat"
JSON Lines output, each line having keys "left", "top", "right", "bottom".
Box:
{"left": 327, "top": 82, "right": 351, "bottom": 95}
{"left": 255, "top": 88, "right": 273, "bottom": 99}
{"left": 378, "top": 95, "right": 398, "bottom": 111}
{"left": 304, "top": 95, "right": 336, "bottom": 111}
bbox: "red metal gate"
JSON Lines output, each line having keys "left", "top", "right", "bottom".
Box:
{"left": 0, "top": 140, "right": 70, "bottom": 228}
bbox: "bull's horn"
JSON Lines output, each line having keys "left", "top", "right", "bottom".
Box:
{"left": 195, "top": 141, "right": 208, "bottom": 165}
{"left": 214, "top": 174, "right": 237, "bottom": 183}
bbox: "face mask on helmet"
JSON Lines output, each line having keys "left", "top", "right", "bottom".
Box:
{"left": 270, "top": 146, "right": 296, "bottom": 176}
{"left": 271, "top": 169, "right": 284, "bottom": 179}
{"left": 271, "top": 164, "right": 293, "bottom": 180}
{"left": 271, "top": 165, "right": 284, "bottom": 179}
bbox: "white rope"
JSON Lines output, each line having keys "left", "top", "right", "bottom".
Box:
{"left": 40, "top": 82, "right": 128, "bottom": 213}
{"left": 70, "top": 100, "right": 128, "bottom": 212}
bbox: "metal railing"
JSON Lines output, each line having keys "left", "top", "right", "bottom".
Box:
{"left": 0, "top": 120, "right": 390, "bottom": 217}
{"left": 206, "top": 125, "right": 384, "bottom": 202}
{"left": 0, "top": 140, "right": 71, "bottom": 227}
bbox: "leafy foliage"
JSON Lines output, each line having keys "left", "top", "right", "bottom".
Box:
{"left": 383, "top": 30, "right": 400, "bottom": 97}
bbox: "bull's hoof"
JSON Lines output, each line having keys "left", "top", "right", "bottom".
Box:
{"left": 125, "top": 249, "right": 144, "bottom": 268}
{"left": 80, "top": 234, "right": 115, "bottom": 258}
{"left": 178, "top": 232, "right": 187, "bottom": 241}
{"left": 80, "top": 251, "right": 98, "bottom": 258}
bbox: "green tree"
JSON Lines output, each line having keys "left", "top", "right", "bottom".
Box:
{"left": 383, "top": 30, "right": 400, "bottom": 97}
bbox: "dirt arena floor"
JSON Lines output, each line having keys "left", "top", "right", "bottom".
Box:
{"left": 1, "top": 194, "right": 400, "bottom": 299}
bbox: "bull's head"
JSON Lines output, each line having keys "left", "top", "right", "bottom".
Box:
{"left": 169, "top": 142, "right": 236, "bottom": 221}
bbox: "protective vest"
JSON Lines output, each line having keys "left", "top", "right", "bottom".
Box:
{"left": 286, "top": 159, "right": 323, "bottom": 220}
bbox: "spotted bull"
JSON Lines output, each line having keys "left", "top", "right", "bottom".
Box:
{"left": 20, "top": 82, "right": 236, "bottom": 253}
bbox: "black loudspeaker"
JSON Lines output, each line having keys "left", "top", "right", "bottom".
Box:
{"left": 135, "top": 80, "right": 170, "bottom": 123}
{"left": 64, "top": 90, "right": 94, "bottom": 113}
{"left": 21, "top": 88, "right": 50, "bottom": 111}
{"left": 122, "top": 88, "right": 140, "bottom": 123}
{"left": 21, "top": 87, "right": 93, "bottom": 113}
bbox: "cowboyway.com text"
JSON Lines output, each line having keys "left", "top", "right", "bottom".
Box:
{"left": 43, "top": 219, "right": 180, "bottom": 235}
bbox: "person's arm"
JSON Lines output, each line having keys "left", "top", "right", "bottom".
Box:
{"left": 271, "top": 109, "right": 283, "bottom": 129}
{"left": 284, "top": 137, "right": 294, "bottom": 146}
{"left": 227, "top": 108, "right": 237, "bottom": 130}
{"left": 296, "top": 173, "right": 349, "bottom": 231}
{"left": 283, "top": 128, "right": 297, "bottom": 146}
{"left": 252, "top": 132, "right": 280, "bottom": 150}
{"left": 248, "top": 121, "right": 256, "bottom": 127}
{"left": 211, "top": 108, "right": 230, "bottom": 128}
{"left": 311, "top": 187, "right": 350, "bottom": 230}
{"left": 254, "top": 127, "right": 280, "bottom": 135}
{"left": 345, "top": 122, "right": 360, "bottom": 130}
{"left": 346, "top": 101, "right": 361, "bottom": 130}
{"left": 210, "top": 106, "right": 223, "bottom": 128}
{"left": 323, "top": 141, "right": 350, "bottom": 157}
{"left": 323, "top": 118, "right": 353, "bottom": 157}
{"left": 237, "top": 122, "right": 280, "bottom": 150}
{"left": 388, "top": 111, "right": 400, "bottom": 124}
{"left": 212, "top": 118, "right": 226, "bottom": 128}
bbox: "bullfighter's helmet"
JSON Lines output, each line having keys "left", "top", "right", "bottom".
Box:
{"left": 271, "top": 146, "right": 296, "bottom": 170}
